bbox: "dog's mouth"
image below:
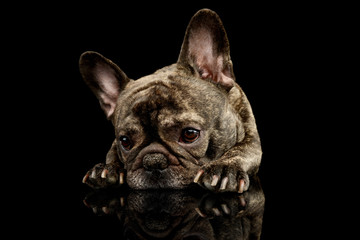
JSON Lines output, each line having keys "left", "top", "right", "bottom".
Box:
{"left": 127, "top": 164, "right": 194, "bottom": 189}
{"left": 126, "top": 142, "right": 198, "bottom": 189}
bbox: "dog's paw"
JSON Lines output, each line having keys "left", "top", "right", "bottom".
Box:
{"left": 82, "top": 163, "right": 125, "bottom": 189}
{"left": 193, "top": 161, "right": 249, "bottom": 193}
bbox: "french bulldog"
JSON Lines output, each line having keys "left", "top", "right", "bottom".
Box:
{"left": 80, "top": 9, "right": 262, "bottom": 192}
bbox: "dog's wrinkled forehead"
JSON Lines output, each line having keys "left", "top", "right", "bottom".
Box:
{"left": 114, "top": 66, "right": 226, "bottom": 130}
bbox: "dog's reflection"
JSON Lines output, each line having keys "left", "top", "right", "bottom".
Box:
{"left": 83, "top": 176, "right": 265, "bottom": 240}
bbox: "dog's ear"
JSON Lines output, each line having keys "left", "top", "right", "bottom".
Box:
{"left": 79, "top": 51, "right": 130, "bottom": 119}
{"left": 178, "top": 9, "right": 235, "bottom": 90}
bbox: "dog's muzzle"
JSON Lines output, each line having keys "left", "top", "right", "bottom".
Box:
{"left": 143, "top": 153, "right": 168, "bottom": 170}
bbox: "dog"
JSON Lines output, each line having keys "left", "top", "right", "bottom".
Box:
{"left": 80, "top": 9, "right": 262, "bottom": 192}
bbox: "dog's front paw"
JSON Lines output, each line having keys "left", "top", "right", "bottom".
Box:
{"left": 193, "top": 161, "right": 249, "bottom": 193}
{"left": 82, "top": 163, "right": 125, "bottom": 189}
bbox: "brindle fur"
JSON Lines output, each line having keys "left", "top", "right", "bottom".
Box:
{"left": 80, "top": 9, "right": 262, "bottom": 192}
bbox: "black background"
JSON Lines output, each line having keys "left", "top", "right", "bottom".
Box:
{"left": 7, "top": 2, "right": 348, "bottom": 239}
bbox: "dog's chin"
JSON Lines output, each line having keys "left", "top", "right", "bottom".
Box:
{"left": 127, "top": 165, "right": 196, "bottom": 189}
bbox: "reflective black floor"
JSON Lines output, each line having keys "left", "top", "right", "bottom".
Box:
{"left": 78, "top": 176, "right": 264, "bottom": 240}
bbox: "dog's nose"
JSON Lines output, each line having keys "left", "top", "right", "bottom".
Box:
{"left": 143, "top": 153, "right": 168, "bottom": 171}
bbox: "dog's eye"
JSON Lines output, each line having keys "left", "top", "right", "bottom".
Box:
{"left": 119, "top": 136, "right": 132, "bottom": 150}
{"left": 180, "top": 128, "right": 200, "bottom": 143}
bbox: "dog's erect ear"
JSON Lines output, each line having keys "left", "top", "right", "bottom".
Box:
{"left": 79, "top": 51, "right": 130, "bottom": 119}
{"left": 178, "top": 9, "right": 235, "bottom": 90}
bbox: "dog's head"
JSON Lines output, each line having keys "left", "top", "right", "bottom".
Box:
{"left": 79, "top": 9, "right": 244, "bottom": 189}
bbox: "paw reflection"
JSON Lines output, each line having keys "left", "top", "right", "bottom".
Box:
{"left": 83, "top": 176, "right": 265, "bottom": 240}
